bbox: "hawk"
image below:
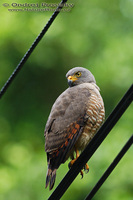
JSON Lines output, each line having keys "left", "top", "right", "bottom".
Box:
{"left": 44, "top": 67, "right": 105, "bottom": 190}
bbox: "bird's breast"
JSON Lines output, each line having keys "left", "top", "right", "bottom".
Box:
{"left": 75, "top": 91, "right": 105, "bottom": 151}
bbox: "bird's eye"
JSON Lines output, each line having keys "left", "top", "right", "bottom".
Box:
{"left": 75, "top": 71, "right": 81, "bottom": 77}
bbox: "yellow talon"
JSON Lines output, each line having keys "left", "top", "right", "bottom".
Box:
{"left": 84, "top": 163, "right": 89, "bottom": 173}
{"left": 68, "top": 149, "right": 89, "bottom": 178}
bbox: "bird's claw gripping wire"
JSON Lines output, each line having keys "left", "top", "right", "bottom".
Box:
{"left": 68, "top": 149, "right": 89, "bottom": 178}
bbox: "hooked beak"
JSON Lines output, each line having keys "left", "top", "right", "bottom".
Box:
{"left": 67, "top": 75, "right": 77, "bottom": 87}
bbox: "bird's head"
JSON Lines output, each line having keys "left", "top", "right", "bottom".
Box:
{"left": 66, "top": 67, "right": 96, "bottom": 87}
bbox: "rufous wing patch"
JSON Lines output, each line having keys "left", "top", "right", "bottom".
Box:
{"left": 48, "top": 119, "right": 84, "bottom": 169}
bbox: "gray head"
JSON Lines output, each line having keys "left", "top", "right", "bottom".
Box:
{"left": 66, "top": 67, "right": 96, "bottom": 87}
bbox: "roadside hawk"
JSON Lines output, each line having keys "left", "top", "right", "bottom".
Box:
{"left": 44, "top": 67, "right": 105, "bottom": 190}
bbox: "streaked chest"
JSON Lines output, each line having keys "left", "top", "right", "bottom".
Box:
{"left": 75, "top": 92, "right": 105, "bottom": 151}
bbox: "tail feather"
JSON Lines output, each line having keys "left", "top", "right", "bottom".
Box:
{"left": 45, "top": 168, "right": 57, "bottom": 190}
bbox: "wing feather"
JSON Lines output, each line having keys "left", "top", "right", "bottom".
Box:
{"left": 45, "top": 85, "right": 90, "bottom": 155}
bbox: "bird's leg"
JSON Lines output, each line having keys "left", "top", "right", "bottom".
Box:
{"left": 84, "top": 163, "right": 89, "bottom": 173}
{"left": 68, "top": 149, "right": 89, "bottom": 178}
{"left": 68, "top": 149, "right": 84, "bottom": 178}
{"left": 68, "top": 149, "right": 79, "bottom": 167}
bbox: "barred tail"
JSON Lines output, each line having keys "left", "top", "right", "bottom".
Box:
{"left": 45, "top": 168, "right": 57, "bottom": 190}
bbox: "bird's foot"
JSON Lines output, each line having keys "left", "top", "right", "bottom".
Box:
{"left": 84, "top": 163, "right": 89, "bottom": 173}
{"left": 80, "top": 163, "right": 89, "bottom": 178}
{"left": 80, "top": 170, "right": 84, "bottom": 179}
{"left": 68, "top": 149, "right": 89, "bottom": 178}
{"left": 68, "top": 160, "right": 89, "bottom": 179}
{"left": 68, "top": 159, "right": 84, "bottom": 178}
{"left": 68, "top": 158, "right": 76, "bottom": 168}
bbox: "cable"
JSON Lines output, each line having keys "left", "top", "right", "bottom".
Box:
{"left": 48, "top": 84, "right": 133, "bottom": 200}
{"left": 85, "top": 135, "right": 133, "bottom": 200}
{"left": 0, "top": 0, "right": 68, "bottom": 99}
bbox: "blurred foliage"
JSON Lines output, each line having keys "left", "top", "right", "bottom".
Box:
{"left": 0, "top": 0, "right": 133, "bottom": 199}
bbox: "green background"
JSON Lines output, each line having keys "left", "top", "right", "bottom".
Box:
{"left": 0, "top": 0, "right": 133, "bottom": 199}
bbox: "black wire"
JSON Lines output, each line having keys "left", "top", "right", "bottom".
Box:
{"left": 0, "top": 0, "right": 68, "bottom": 99}
{"left": 48, "top": 84, "right": 133, "bottom": 200}
{"left": 85, "top": 135, "right": 133, "bottom": 200}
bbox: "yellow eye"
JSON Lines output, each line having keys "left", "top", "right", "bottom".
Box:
{"left": 75, "top": 71, "right": 81, "bottom": 77}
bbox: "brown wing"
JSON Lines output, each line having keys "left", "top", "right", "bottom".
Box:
{"left": 45, "top": 86, "right": 91, "bottom": 168}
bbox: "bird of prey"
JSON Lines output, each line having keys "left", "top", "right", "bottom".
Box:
{"left": 44, "top": 67, "right": 105, "bottom": 190}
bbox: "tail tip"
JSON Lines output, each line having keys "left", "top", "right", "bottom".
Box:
{"left": 45, "top": 168, "right": 56, "bottom": 190}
